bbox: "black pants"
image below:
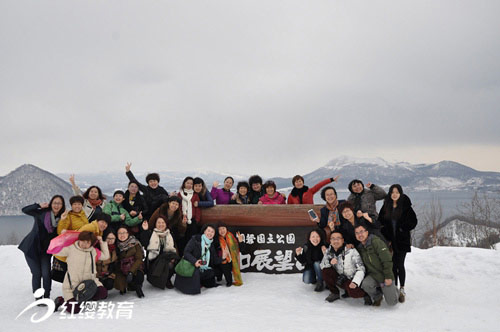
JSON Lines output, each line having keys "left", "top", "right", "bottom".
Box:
{"left": 215, "top": 263, "right": 233, "bottom": 285}
{"left": 392, "top": 251, "right": 407, "bottom": 287}
{"left": 200, "top": 269, "right": 217, "bottom": 288}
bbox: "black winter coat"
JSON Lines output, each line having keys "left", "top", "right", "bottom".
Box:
{"left": 126, "top": 171, "right": 169, "bottom": 220}
{"left": 379, "top": 194, "right": 418, "bottom": 252}
{"left": 19, "top": 204, "right": 58, "bottom": 261}
{"left": 295, "top": 240, "right": 326, "bottom": 270}
{"left": 122, "top": 190, "right": 149, "bottom": 219}
{"left": 174, "top": 234, "right": 222, "bottom": 295}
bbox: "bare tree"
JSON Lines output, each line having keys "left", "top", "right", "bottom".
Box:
{"left": 459, "top": 190, "right": 500, "bottom": 249}
{"left": 419, "top": 196, "right": 443, "bottom": 248}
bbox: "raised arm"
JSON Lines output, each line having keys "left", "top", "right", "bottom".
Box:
{"left": 21, "top": 203, "right": 42, "bottom": 217}
{"left": 309, "top": 176, "right": 339, "bottom": 195}
{"left": 369, "top": 184, "right": 387, "bottom": 201}
{"left": 125, "top": 163, "right": 148, "bottom": 193}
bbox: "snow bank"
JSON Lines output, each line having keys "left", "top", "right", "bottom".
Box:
{"left": 2, "top": 245, "right": 499, "bottom": 332}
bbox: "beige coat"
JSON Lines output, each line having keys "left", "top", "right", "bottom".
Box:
{"left": 57, "top": 241, "right": 110, "bottom": 301}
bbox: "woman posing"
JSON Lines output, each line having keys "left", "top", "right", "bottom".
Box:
{"left": 53, "top": 231, "right": 110, "bottom": 313}
{"left": 230, "top": 181, "right": 251, "bottom": 204}
{"left": 115, "top": 225, "right": 145, "bottom": 298}
{"left": 337, "top": 202, "right": 384, "bottom": 247}
{"left": 258, "top": 181, "right": 285, "bottom": 205}
{"left": 210, "top": 177, "right": 234, "bottom": 205}
{"left": 122, "top": 180, "right": 148, "bottom": 233}
{"left": 174, "top": 224, "right": 225, "bottom": 295}
{"left": 149, "top": 196, "right": 188, "bottom": 254}
{"left": 295, "top": 229, "right": 327, "bottom": 292}
{"left": 19, "top": 195, "right": 66, "bottom": 299}
{"left": 309, "top": 186, "right": 344, "bottom": 239}
{"left": 96, "top": 230, "right": 118, "bottom": 291}
{"left": 140, "top": 217, "right": 179, "bottom": 289}
{"left": 248, "top": 175, "right": 265, "bottom": 204}
{"left": 287, "top": 175, "right": 339, "bottom": 204}
{"left": 69, "top": 174, "right": 106, "bottom": 222}
{"left": 215, "top": 223, "right": 245, "bottom": 286}
{"left": 378, "top": 184, "right": 418, "bottom": 303}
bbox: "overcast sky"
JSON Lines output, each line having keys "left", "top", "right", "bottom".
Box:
{"left": 1, "top": 0, "right": 499, "bottom": 178}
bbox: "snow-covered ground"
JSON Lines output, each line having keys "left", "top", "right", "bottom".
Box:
{"left": 2, "top": 245, "right": 499, "bottom": 332}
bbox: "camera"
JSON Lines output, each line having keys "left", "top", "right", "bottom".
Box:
{"left": 336, "top": 274, "right": 348, "bottom": 287}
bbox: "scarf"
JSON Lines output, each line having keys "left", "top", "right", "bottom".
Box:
{"left": 219, "top": 232, "right": 243, "bottom": 286}
{"left": 147, "top": 229, "right": 175, "bottom": 260}
{"left": 44, "top": 211, "right": 60, "bottom": 234}
{"left": 200, "top": 234, "right": 212, "bottom": 271}
{"left": 87, "top": 198, "right": 103, "bottom": 208}
{"left": 181, "top": 189, "right": 194, "bottom": 224}
{"left": 326, "top": 200, "right": 340, "bottom": 229}
{"left": 117, "top": 235, "right": 140, "bottom": 253}
{"left": 290, "top": 186, "right": 309, "bottom": 203}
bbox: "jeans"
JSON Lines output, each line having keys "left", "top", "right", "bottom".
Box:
{"left": 25, "top": 253, "right": 52, "bottom": 297}
{"left": 302, "top": 261, "right": 323, "bottom": 284}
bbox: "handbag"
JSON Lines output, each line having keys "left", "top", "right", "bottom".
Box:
{"left": 175, "top": 245, "right": 209, "bottom": 277}
{"left": 174, "top": 258, "right": 196, "bottom": 277}
{"left": 68, "top": 252, "right": 98, "bottom": 303}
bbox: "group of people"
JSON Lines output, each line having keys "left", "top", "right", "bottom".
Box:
{"left": 18, "top": 162, "right": 417, "bottom": 312}
{"left": 296, "top": 181, "right": 418, "bottom": 306}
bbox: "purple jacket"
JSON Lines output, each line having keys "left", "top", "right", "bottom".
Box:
{"left": 210, "top": 187, "right": 233, "bottom": 205}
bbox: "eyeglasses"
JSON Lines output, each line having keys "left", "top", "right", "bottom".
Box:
{"left": 355, "top": 230, "right": 367, "bottom": 235}
{"left": 117, "top": 232, "right": 128, "bottom": 235}
{"left": 331, "top": 237, "right": 343, "bottom": 241}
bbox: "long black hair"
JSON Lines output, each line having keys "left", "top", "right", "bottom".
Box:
{"left": 82, "top": 185, "right": 106, "bottom": 201}
{"left": 48, "top": 195, "right": 66, "bottom": 217}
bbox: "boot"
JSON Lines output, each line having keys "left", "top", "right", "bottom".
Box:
{"left": 372, "top": 295, "right": 383, "bottom": 307}
{"left": 314, "top": 281, "right": 324, "bottom": 292}
{"left": 165, "top": 279, "right": 174, "bottom": 289}
{"left": 54, "top": 296, "right": 64, "bottom": 312}
{"left": 342, "top": 291, "right": 350, "bottom": 298}
{"left": 399, "top": 287, "right": 406, "bottom": 303}
{"left": 136, "top": 286, "right": 145, "bottom": 298}
{"left": 363, "top": 295, "right": 373, "bottom": 306}
{"left": 325, "top": 292, "right": 340, "bottom": 303}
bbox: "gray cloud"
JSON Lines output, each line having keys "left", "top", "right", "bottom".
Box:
{"left": 1, "top": 0, "right": 499, "bottom": 176}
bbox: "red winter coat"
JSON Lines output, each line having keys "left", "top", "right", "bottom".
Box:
{"left": 287, "top": 178, "right": 334, "bottom": 204}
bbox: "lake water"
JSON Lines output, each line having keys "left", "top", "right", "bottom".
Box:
{"left": 0, "top": 190, "right": 481, "bottom": 245}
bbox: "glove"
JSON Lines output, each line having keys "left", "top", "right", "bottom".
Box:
{"left": 126, "top": 272, "right": 133, "bottom": 283}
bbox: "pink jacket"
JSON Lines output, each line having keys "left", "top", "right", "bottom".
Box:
{"left": 259, "top": 193, "right": 286, "bottom": 205}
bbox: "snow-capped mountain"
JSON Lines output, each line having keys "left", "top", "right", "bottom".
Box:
{"left": 0, "top": 164, "right": 73, "bottom": 216}
{"left": 2, "top": 156, "right": 499, "bottom": 216}
{"left": 286, "top": 156, "right": 500, "bottom": 192}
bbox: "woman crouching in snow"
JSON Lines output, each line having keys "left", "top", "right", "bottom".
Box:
{"left": 54, "top": 231, "right": 110, "bottom": 313}
{"left": 140, "top": 216, "right": 180, "bottom": 290}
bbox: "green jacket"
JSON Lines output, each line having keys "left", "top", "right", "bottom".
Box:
{"left": 103, "top": 201, "right": 141, "bottom": 227}
{"left": 357, "top": 234, "right": 394, "bottom": 283}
